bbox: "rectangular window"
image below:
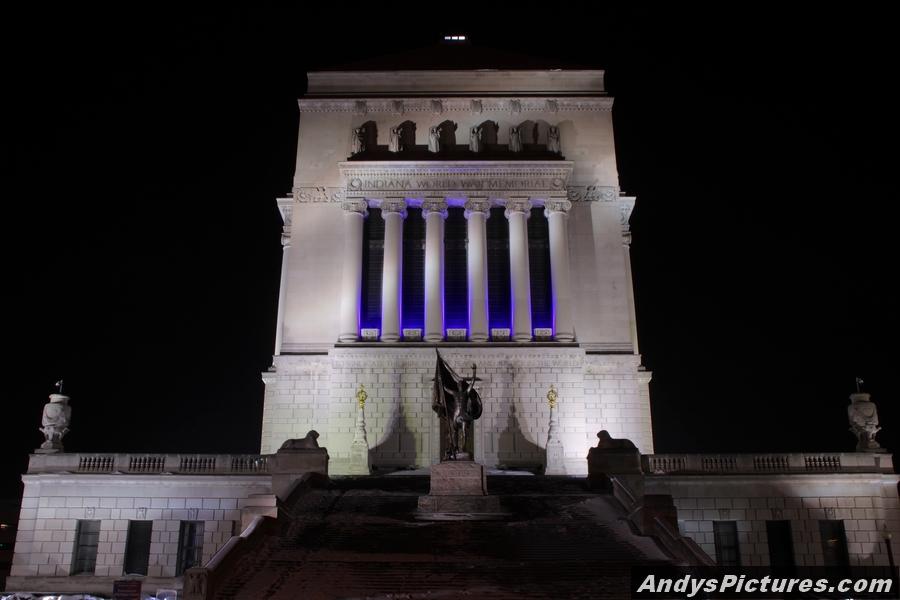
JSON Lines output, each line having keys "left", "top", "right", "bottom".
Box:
{"left": 124, "top": 520, "right": 153, "bottom": 575}
{"left": 819, "top": 520, "right": 850, "bottom": 567}
{"left": 176, "top": 521, "right": 204, "bottom": 576}
{"left": 72, "top": 520, "right": 101, "bottom": 575}
{"left": 713, "top": 521, "right": 741, "bottom": 566}
{"left": 766, "top": 520, "right": 795, "bottom": 568}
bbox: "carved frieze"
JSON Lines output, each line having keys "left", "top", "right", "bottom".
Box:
{"left": 276, "top": 197, "right": 294, "bottom": 246}
{"left": 566, "top": 185, "right": 619, "bottom": 203}
{"left": 297, "top": 97, "right": 614, "bottom": 114}
{"left": 293, "top": 186, "right": 345, "bottom": 203}
{"left": 340, "top": 161, "right": 573, "bottom": 199}
{"left": 619, "top": 196, "right": 636, "bottom": 231}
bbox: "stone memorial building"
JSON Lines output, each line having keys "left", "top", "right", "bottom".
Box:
{"left": 4, "top": 43, "right": 898, "bottom": 599}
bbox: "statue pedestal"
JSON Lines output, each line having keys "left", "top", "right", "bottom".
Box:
{"left": 417, "top": 461, "right": 507, "bottom": 519}
{"left": 545, "top": 441, "right": 566, "bottom": 475}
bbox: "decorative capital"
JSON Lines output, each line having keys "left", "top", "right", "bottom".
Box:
{"left": 544, "top": 199, "right": 572, "bottom": 218}
{"left": 619, "top": 196, "right": 636, "bottom": 233}
{"left": 341, "top": 199, "right": 369, "bottom": 216}
{"left": 421, "top": 198, "right": 449, "bottom": 219}
{"left": 504, "top": 198, "right": 533, "bottom": 219}
{"left": 277, "top": 198, "right": 294, "bottom": 247}
{"left": 380, "top": 198, "right": 408, "bottom": 218}
{"left": 464, "top": 197, "right": 491, "bottom": 219}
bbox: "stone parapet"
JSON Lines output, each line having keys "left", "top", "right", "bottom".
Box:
{"left": 642, "top": 452, "right": 894, "bottom": 475}
{"left": 26, "top": 452, "right": 270, "bottom": 475}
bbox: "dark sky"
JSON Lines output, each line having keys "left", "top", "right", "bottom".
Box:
{"left": 4, "top": 6, "right": 897, "bottom": 499}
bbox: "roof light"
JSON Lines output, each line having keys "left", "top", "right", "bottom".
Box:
{"left": 443, "top": 35, "right": 467, "bottom": 42}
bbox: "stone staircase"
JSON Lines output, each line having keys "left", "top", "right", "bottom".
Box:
{"left": 200, "top": 475, "right": 699, "bottom": 599}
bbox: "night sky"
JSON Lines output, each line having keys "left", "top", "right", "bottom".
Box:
{"left": 4, "top": 6, "right": 897, "bottom": 500}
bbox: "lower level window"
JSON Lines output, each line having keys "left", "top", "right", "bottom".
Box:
{"left": 819, "top": 520, "right": 850, "bottom": 567}
{"left": 72, "top": 520, "right": 101, "bottom": 575}
{"left": 176, "top": 521, "right": 204, "bottom": 576}
{"left": 124, "top": 520, "right": 153, "bottom": 575}
{"left": 713, "top": 521, "right": 741, "bottom": 566}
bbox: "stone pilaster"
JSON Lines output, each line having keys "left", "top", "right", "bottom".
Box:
{"left": 545, "top": 199, "right": 574, "bottom": 342}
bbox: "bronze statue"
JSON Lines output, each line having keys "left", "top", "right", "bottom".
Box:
{"left": 432, "top": 350, "right": 483, "bottom": 460}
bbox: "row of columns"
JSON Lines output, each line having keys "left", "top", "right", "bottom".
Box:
{"left": 338, "top": 196, "right": 575, "bottom": 343}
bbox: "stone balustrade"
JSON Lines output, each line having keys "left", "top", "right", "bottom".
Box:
{"left": 642, "top": 452, "right": 893, "bottom": 475}
{"left": 26, "top": 452, "right": 270, "bottom": 475}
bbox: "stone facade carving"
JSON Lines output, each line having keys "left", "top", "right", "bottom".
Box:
{"left": 39, "top": 393, "right": 71, "bottom": 453}
{"left": 340, "top": 162, "right": 573, "bottom": 200}
{"left": 341, "top": 199, "right": 369, "bottom": 216}
{"left": 392, "top": 100, "right": 404, "bottom": 115}
{"left": 619, "top": 196, "right": 636, "bottom": 231}
{"left": 508, "top": 126, "right": 522, "bottom": 153}
{"left": 353, "top": 100, "right": 367, "bottom": 115}
{"left": 509, "top": 99, "right": 522, "bottom": 114}
{"left": 388, "top": 127, "right": 401, "bottom": 153}
{"left": 566, "top": 185, "right": 619, "bottom": 203}
{"left": 848, "top": 392, "right": 883, "bottom": 452}
{"left": 276, "top": 198, "right": 293, "bottom": 246}
{"left": 544, "top": 199, "right": 572, "bottom": 216}
{"left": 428, "top": 127, "right": 440, "bottom": 153}
{"left": 431, "top": 99, "right": 443, "bottom": 114}
{"left": 293, "top": 186, "right": 344, "bottom": 203}
{"left": 468, "top": 126, "right": 481, "bottom": 153}
{"left": 421, "top": 198, "right": 449, "bottom": 219}
{"left": 548, "top": 126, "right": 561, "bottom": 154}
{"left": 464, "top": 197, "right": 492, "bottom": 218}
{"left": 379, "top": 198, "right": 408, "bottom": 218}
{"left": 470, "top": 99, "right": 483, "bottom": 114}
{"left": 350, "top": 127, "right": 365, "bottom": 155}
{"left": 546, "top": 99, "right": 559, "bottom": 113}
{"left": 504, "top": 198, "right": 533, "bottom": 218}
{"left": 297, "top": 97, "right": 614, "bottom": 114}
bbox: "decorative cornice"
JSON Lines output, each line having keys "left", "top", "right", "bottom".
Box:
{"left": 340, "top": 161, "right": 573, "bottom": 200}
{"left": 297, "top": 97, "right": 614, "bottom": 114}
{"left": 293, "top": 186, "right": 345, "bottom": 203}
{"left": 464, "top": 197, "right": 491, "bottom": 219}
{"left": 379, "top": 198, "right": 408, "bottom": 218}
{"left": 566, "top": 185, "right": 619, "bottom": 203}
{"left": 504, "top": 198, "right": 533, "bottom": 218}
{"left": 421, "top": 198, "right": 448, "bottom": 219}
{"left": 341, "top": 199, "right": 369, "bottom": 216}
{"left": 544, "top": 199, "right": 572, "bottom": 217}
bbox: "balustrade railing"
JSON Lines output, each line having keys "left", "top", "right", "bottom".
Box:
{"left": 643, "top": 452, "right": 890, "bottom": 475}
{"left": 29, "top": 453, "right": 270, "bottom": 475}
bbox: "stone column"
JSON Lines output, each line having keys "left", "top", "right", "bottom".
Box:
{"left": 422, "top": 197, "right": 448, "bottom": 342}
{"left": 380, "top": 198, "right": 407, "bottom": 342}
{"left": 274, "top": 198, "right": 293, "bottom": 354}
{"left": 337, "top": 199, "right": 368, "bottom": 343}
{"left": 465, "top": 197, "right": 491, "bottom": 342}
{"left": 545, "top": 199, "right": 575, "bottom": 342}
{"left": 505, "top": 198, "right": 533, "bottom": 342}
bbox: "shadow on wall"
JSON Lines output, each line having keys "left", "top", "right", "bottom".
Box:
{"left": 370, "top": 403, "right": 418, "bottom": 471}
{"left": 496, "top": 404, "right": 544, "bottom": 471}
